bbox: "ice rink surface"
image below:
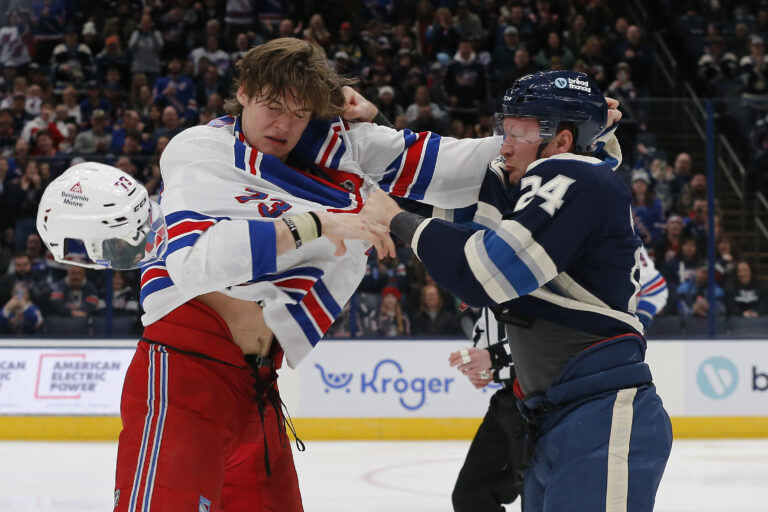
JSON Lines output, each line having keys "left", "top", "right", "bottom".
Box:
{"left": 0, "top": 439, "right": 766, "bottom": 511}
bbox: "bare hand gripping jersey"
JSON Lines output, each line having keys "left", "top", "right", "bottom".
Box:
{"left": 141, "top": 116, "right": 500, "bottom": 367}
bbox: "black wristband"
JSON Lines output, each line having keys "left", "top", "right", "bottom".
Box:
{"left": 307, "top": 210, "right": 322, "bottom": 237}
{"left": 372, "top": 110, "right": 394, "bottom": 128}
{"left": 390, "top": 211, "right": 426, "bottom": 244}
{"left": 282, "top": 216, "right": 302, "bottom": 248}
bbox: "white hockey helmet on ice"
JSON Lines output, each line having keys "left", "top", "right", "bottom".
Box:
{"left": 36, "top": 162, "right": 167, "bottom": 270}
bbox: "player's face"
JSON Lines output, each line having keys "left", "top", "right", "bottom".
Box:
{"left": 499, "top": 117, "right": 543, "bottom": 185}
{"left": 238, "top": 86, "right": 313, "bottom": 162}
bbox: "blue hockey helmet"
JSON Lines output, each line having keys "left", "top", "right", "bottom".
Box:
{"left": 495, "top": 71, "right": 608, "bottom": 153}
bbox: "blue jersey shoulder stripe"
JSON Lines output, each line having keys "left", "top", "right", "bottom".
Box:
{"left": 407, "top": 133, "right": 441, "bottom": 200}
{"left": 140, "top": 277, "right": 174, "bottom": 308}
{"left": 167, "top": 233, "right": 200, "bottom": 255}
{"left": 378, "top": 129, "right": 417, "bottom": 192}
{"left": 312, "top": 278, "right": 342, "bottom": 318}
{"left": 286, "top": 302, "right": 322, "bottom": 346}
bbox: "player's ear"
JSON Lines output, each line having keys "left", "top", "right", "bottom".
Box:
{"left": 554, "top": 128, "right": 574, "bottom": 154}
{"left": 236, "top": 85, "right": 249, "bottom": 107}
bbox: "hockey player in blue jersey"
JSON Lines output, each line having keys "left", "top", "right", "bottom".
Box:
{"left": 362, "top": 70, "right": 673, "bottom": 512}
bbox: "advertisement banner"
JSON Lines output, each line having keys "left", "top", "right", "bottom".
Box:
{"left": 295, "top": 340, "right": 497, "bottom": 417}
{"left": 1, "top": 339, "right": 768, "bottom": 419}
{"left": 683, "top": 341, "right": 768, "bottom": 416}
{"left": 0, "top": 348, "right": 132, "bottom": 415}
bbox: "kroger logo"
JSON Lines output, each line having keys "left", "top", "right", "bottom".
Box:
{"left": 697, "top": 356, "right": 739, "bottom": 399}
{"left": 315, "top": 359, "right": 455, "bottom": 410}
{"left": 554, "top": 77, "right": 568, "bottom": 89}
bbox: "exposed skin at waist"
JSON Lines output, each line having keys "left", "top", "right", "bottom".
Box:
{"left": 195, "top": 291, "right": 273, "bottom": 356}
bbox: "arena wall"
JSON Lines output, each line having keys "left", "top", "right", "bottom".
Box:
{"left": 1, "top": 339, "right": 766, "bottom": 440}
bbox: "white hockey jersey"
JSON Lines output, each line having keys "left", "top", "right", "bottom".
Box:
{"left": 141, "top": 116, "right": 500, "bottom": 367}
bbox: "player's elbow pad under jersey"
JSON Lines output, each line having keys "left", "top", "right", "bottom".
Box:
{"left": 165, "top": 219, "right": 277, "bottom": 296}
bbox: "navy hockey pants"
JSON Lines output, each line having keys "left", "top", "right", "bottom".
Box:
{"left": 521, "top": 384, "right": 672, "bottom": 512}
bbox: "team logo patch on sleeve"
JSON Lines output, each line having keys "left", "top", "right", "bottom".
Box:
{"left": 199, "top": 495, "right": 211, "bottom": 512}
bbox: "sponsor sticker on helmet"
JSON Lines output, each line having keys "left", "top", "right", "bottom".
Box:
{"left": 554, "top": 77, "right": 568, "bottom": 89}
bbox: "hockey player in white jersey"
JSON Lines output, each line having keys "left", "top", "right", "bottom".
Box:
{"left": 35, "top": 38, "right": 504, "bottom": 512}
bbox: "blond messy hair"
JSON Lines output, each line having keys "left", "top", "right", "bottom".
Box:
{"left": 224, "top": 38, "right": 356, "bottom": 120}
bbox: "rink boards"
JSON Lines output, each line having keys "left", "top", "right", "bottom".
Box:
{"left": 0, "top": 338, "right": 767, "bottom": 440}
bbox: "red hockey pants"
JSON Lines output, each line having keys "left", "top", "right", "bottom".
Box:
{"left": 113, "top": 300, "right": 303, "bottom": 512}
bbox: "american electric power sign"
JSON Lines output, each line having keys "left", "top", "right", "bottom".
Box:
{"left": 0, "top": 348, "right": 132, "bottom": 414}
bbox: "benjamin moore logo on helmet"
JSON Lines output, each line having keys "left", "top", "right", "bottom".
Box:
{"left": 554, "top": 77, "right": 568, "bottom": 89}
{"left": 697, "top": 356, "right": 739, "bottom": 399}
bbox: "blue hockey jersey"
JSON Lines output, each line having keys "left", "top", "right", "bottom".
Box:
{"left": 411, "top": 152, "right": 645, "bottom": 339}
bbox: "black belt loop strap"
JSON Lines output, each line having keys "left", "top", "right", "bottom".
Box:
{"left": 245, "top": 354, "right": 305, "bottom": 478}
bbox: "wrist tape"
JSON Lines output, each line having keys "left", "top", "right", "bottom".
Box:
{"left": 283, "top": 211, "right": 322, "bottom": 248}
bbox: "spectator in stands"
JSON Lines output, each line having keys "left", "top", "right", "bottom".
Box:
{"left": 96, "top": 35, "right": 130, "bottom": 87}
{"left": 697, "top": 35, "right": 738, "bottom": 97}
{"left": 577, "top": 35, "right": 607, "bottom": 89}
{"left": 8, "top": 91, "right": 30, "bottom": 134}
{"left": 74, "top": 109, "right": 111, "bottom": 154}
{"left": 0, "top": 252, "right": 50, "bottom": 308}
{"left": 0, "top": 108, "right": 16, "bottom": 155}
{"left": 51, "top": 25, "right": 96, "bottom": 93}
{"left": 405, "top": 84, "right": 447, "bottom": 126}
{"left": 677, "top": 265, "right": 725, "bottom": 317}
{"left": 412, "top": 283, "right": 461, "bottom": 336}
{"left": 326, "top": 298, "right": 366, "bottom": 338}
{"left": 49, "top": 265, "right": 99, "bottom": 320}
{"left": 536, "top": 31, "right": 574, "bottom": 70}
{"left": 30, "top": 130, "right": 67, "bottom": 173}
{"left": 128, "top": 13, "right": 163, "bottom": 88}
{"left": 563, "top": 13, "right": 590, "bottom": 55}
{"left": 376, "top": 86, "right": 404, "bottom": 125}
{"left": 0, "top": 9, "right": 32, "bottom": 71}
{"left": 20, "top": 101, "right": 67, "bottom": 145}
{"left": 663, "top": 235, "right": 702, "bottom": 294}
{"left": 739, "top": 35, "right": 768, "bottom": 118}
{"left": 677, "top": 171, "right": 708, "bottom": 218}
{"left": 5, "top": 160, "right": 43, "bottom": 251}
{"left": 153, "top": 57, "right": 197, "bottom": 124}
{"left": 59, "top": 86, "right": 81, "bottom": 125}
{"left": 331, "top": 21, "right": 364, "bottom": 68}
{"left": 153, "top": 106, "right": 183, "bottom": 145}
{"left": 303, "top": 13, "right": 331, "bottom": 51}
{"left": 725, "top": 260, "right": 767, "bottom": 317}
{"left": 715, "top": 235, "right": 740, "bottom": 286}
{"left": 97, "top": 270, "right": 139, "bottom": 317}
{"left": 0, "top": 281, "right": 43, "bottom": 334}
{"left": 444, "top": 40, "right": 488, "bottom": 124}
{"left": 109, "top": 109, "right": 144, "bottom": 155}
{"left": 79, "top": 80, "right": 111, "bottom": 129}
{"left": 610, "top": 24, "right": 653, "bottom": 92}
{"left": 366, "top": 286, "right": 410, "bottom": 337}
{"left": 654, "top": 214, "right": 685, "bottom": 269}
{"left": 429, "top": 7, "right": 461, "bottom": 58}
{"left": 189, "top": 34, "right": 230, "bottom": 76}
{"left": 453, "top": 1, "right": 482, "bottom": 41}
{"left": 7, "top": 137, "right": 29, "bottom": 180}
{"left": 491, "top": 26, "right": 522, "bottom": 95}
{"left": 683, "top": 198, "right": 710, "bottom": 244}
{"left": 631, "top": 170, "right": 665, "bottom": 246}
